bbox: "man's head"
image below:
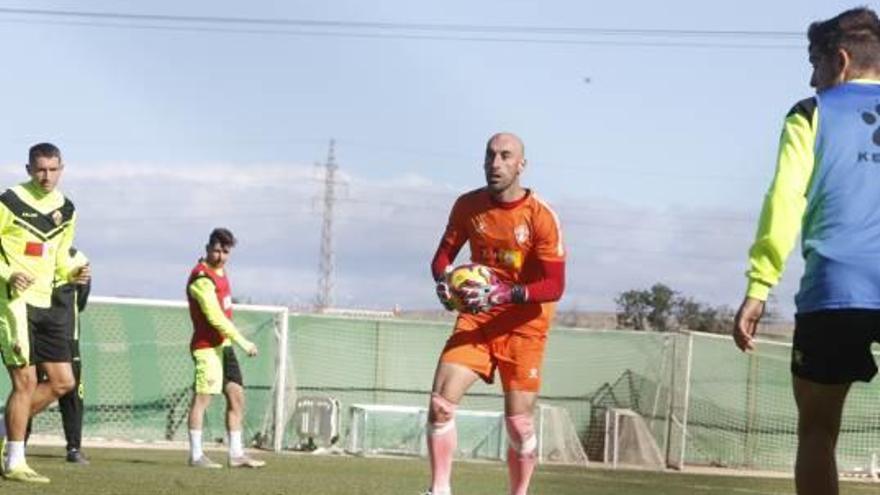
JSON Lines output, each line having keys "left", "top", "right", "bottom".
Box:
{"left": 808, "top": 8, "right": 880, "bottom": 91}
{"left": 26, "top": 142, "right": 64, "bottom": 193}
{"left": 484, "top": 132, "right": 526, "bottom": 197}
{"left": 204, "top": 227, "right": 237, "bottom": 269}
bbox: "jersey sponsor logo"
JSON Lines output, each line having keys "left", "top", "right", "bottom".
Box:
{"left": 528, "top": 368, "right": 539, "bottom": 379}
{"left": 861, "top": 106, "right": 880, "bottom": 146}
{"left": 478, "top": 246, "right": 523, "bottom": 270}
{"left": 24, "top": 241, "right": 44, "bottom": 257}
{"left": 857, "top": 152, "right": 880, "bottom": 163}
{"left": 222, "top": 295, "right": 232, "bottom": 311}
{"left": 514, "top": 224, "right": 530, "bottom": 245}
{"left": 858, "top": 106, "right": 880, "bottom": 163}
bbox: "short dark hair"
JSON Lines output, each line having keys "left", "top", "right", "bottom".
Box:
{"left": 208, "top": 227, "right": 236, "bottom": 248}
{"left": 28, "top": 142, "right": 62, "bottom": 166}
{"left": 808, "top": 7, "right": 880, "bottom": 73}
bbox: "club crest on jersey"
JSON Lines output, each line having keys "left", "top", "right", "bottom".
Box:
{"left": 51, "top": 210, "right": 63, "bottom": 226}
{"left": 514, "top": 224, "right": 530, "bottom": 245}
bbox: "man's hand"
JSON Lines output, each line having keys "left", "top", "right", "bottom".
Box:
{"left": 458, "top": 279, "right": 492, "bottom": 313}
{"left": 71, "top": 264, "right": 91, "bottom": 285}
{"left": 733, "top": 297, "right": 765, "bottom": 352}
{"left": 242, "top": 341, "right": 258, "bottom": 357}
{"left": 9, "top": 272, "right": 34, "bottom": 294}
{"left": 435, "top": 266, "right": 456, "bottom": 311}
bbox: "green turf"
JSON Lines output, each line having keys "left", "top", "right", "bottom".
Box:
{"left": 5, "top": 446, "right": 876, "bottom": 494}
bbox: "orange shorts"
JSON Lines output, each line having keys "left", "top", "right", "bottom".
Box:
{"left": 440, "top": 304, "right": 550, "bottom": 392}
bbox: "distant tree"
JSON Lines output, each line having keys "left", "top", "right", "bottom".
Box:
{"left": 615, "top": 289, "right": 650, "bottom": 330}
{"left": 645, "top": 284, "right": 677, "bottom": 332}
{"left": 615, "top": 283, "right": 677, "bottom": 331}
{"left": 615, "top": 283, "right": 734, "bottom": 334}
{"left": 673, "top": 296, "right": 735, "bottom": 334}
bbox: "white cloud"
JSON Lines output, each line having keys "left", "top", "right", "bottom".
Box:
{"left": 0, "top": 161, "right": 801, "bottom": 319}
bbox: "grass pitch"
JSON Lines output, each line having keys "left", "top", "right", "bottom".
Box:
{"left": 7, "top": 446, "right": 878, "bottom": 494}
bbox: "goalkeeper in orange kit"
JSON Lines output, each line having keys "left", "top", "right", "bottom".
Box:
{"left": 422, "top": 132, "right": 566, "bottom": 495}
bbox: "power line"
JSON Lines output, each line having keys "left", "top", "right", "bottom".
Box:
{"left": 0, "top": 7, "right": 804, "bottom": 38}
{"left": 0, "top": 7, "right": 805, "bottom": 49}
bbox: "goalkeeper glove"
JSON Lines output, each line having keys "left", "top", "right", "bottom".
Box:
{"left": 435, "top": 266, "right": 456, "bottom": 311}
{"left": 459, "top": 279, "right": 526, "bottom": 313}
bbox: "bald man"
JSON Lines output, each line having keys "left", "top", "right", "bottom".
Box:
{"left": 425, "top": 132, "right": 567, "bottom": 495}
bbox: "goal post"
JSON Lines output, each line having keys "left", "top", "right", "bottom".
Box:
{"left": 24, "top": 296, "right": 293, "bottom": 452}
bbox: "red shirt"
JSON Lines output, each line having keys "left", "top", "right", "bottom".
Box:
{"left": 187, "top": 261, "right": 233, "bottom": 350}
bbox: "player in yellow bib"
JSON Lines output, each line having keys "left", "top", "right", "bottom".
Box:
{"left": 0, "top": 143, "right": 89, "bottom": 483}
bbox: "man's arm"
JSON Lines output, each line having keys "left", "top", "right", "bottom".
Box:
{"left": 431, "top": 198, "right": 468, "bottom": 310}
{"left": 0, "top": 203, "right": 16, "bottom": 282}
{"left": 734, "top": 99, "right": 817, "bottom": 351}
{"left": 746, "top": 99, "right": 817, "bottom": 300}
{"left": 518, "top": 260, "right": 565, "bottom": 303}
{"left": 431, "top": 199, "right": 468, "bottom": 280}
{"left": 54, "top": 212, "right": 83, "bottom": 284}
{"left": 0, "top": 202, "right": 35, "bottom": 294}
{"left": 67, "top": 249, "right": 91, "bottom": 311}
{"left": 188, "top": 277, "right": 256, "bottom": 354}
{"left": 517, "top": 199, "right": 566, "bottom": 303}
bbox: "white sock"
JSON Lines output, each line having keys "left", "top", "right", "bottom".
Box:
{"left": 6, "top": 441, "right": 25, "bottom": 470}
{"left": 229, "top": 430, "right": 243, "bottom": 458}
{"left": 189, "top": 430, "right": 203, "bottom": 461}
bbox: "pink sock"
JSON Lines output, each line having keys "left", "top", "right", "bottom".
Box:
{"left": 506, "top": 414, "right": 537, "bottom": 495}
{"left": 427, "top": 394, "right": 457, "bottom": 494}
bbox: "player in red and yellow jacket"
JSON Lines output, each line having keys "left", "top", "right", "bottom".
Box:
{"left": 185, "top": 228, "right": 265, "bottom": 470}
{"left": 423, "top": 133, "right": 566, "bottom": 495}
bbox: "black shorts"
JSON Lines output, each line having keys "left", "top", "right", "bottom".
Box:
{"left": 28, "top": 304, "right": 73, "bottom": 364}
{"left": 222, "top": 346, "right": 244, "bottom": 388}
{"left": 792, "top": 309, "right": 880, "bottom": 384}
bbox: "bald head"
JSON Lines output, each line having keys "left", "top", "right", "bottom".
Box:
{"left": 483, "top": 132, "right": 527, "bottom": 200}
{"left": 486, "top": 132, "right": 525, "bottom": 157}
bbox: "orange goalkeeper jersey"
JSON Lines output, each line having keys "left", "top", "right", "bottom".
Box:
{"left": 439, "top": 188, "right": 565, "bottom": 332}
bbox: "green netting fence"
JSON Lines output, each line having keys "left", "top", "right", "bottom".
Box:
{"left": 8, "top": 298, "right": 880, "bottom": 473}
{"left": 20, "top": 297, "right": 289, "bottom": 451}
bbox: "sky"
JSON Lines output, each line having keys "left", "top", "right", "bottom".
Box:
{"left": 0, "top": 1, "right": 866, "bottom": 317}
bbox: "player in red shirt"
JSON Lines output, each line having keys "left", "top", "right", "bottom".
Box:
{"left": 423, "top": 133, "right": 566, "bottom": 495}
{"left": 185, "top": 228, "right": 264, "bottom": 469}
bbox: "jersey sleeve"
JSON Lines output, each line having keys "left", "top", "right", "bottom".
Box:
{"left": 745, "top": 99, "right": 817, "bottom": 300}
{"left": 431, "top": 196, "right": 469, "bottom": 280}
{"left": 532, "top": 200, "right": 565, "bottom": 263}
{"left": 187, "top": 277, "right": 252, "bottom": 350}
{"left": 0, "top": 203, "right": 15, "bottom": 282}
